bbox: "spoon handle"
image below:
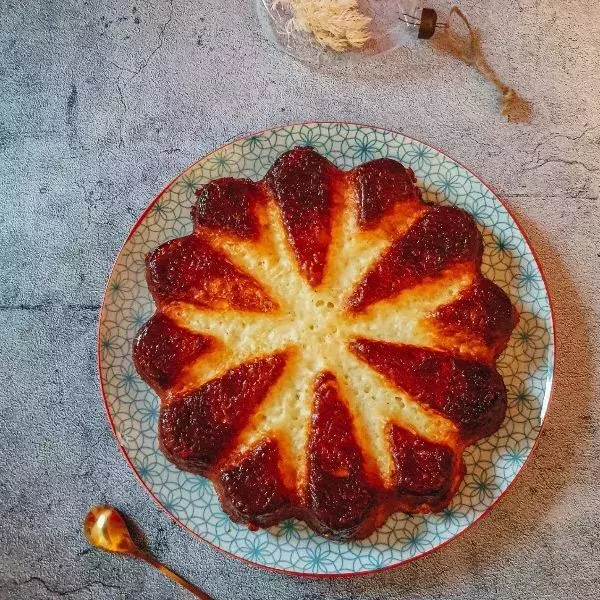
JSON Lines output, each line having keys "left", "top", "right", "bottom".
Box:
{"left": 134, "top": 550, "right": 213, "bottom": 599}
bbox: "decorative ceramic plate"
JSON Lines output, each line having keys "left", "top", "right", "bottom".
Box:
{"left": 98, "top": 123, "right": 554, "bottom": 576}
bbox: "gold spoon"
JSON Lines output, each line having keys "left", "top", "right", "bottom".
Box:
{"left": 84, "top": 505, "right": 213, "bottom": 599}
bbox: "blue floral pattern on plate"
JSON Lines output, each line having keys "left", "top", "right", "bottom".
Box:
{"left": 98, "top": 123, "right": 554, "bottom": 576}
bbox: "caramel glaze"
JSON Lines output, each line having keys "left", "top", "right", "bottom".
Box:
{"left": 132, "top": 313, "right": 215, "bottom": 393}
{"left": 216, "top": 439, "right": 293, "bottom": 529}
{"left": 146, "top": 234, "right": 277, "bottom": 312}
{"left": 265, "top": 146, "right": 336, "bottom": 287}
{"left": 348, "top": 205, "right": 484, "bottom": 313}
{"left": 193, "top": 177, "right": 263, "bottom": 240}
{"left": 132, "top": 146, "right": 519, "bottom": 541}
{"left": 305, "top": 372, "right": 380, "bottom": 538}
{"left": 158, "top": 353, "right": 288, "bottom": 474}
{"left": 352, "top": 158, "right": 421, "bottom": 228}
{"left": 433, "top": 276, "right": 519, "bottom": 361}
{"left": 389, "top": 424, "right": 461, "bottom": 512}
{"left": 350, "top": 340, "right": 507, "bottom": 443}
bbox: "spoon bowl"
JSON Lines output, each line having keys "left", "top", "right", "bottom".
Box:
{"left": 84, "top": 505, "right": 138, "bottom": 555}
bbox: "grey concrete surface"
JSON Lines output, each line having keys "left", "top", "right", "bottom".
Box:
{"left": 1, "top": 0, "right": 599, "bottom": 598}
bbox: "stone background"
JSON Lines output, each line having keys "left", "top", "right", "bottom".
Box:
{"left": 1, "top": 0, "right": 599, "bottom": 598}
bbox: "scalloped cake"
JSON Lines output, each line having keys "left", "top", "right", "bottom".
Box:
{"left": 133, "top": 146, "right": 518, "bottom": 541}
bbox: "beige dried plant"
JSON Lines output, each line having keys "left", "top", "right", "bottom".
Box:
{"left": 272, "top": 0, "right": 372, "bottom": 52}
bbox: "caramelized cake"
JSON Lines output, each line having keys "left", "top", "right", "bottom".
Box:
{"left": 133, "top": 147, "right": 519, "bottom": 541}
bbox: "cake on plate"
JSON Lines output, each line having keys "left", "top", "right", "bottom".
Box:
{"left": 133, "top": 146, "right": 518, "bottom": 541}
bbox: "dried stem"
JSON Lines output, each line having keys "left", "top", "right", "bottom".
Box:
{"left": 430, "top": 7, "right": 532, "bottom": 123}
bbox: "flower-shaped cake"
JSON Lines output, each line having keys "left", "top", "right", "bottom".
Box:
{"left": 133, "top": 147, "right": 519, "bottom": 541}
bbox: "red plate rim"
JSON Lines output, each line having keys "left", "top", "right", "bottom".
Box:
{"left": 97, "top": 121, "right": 557, "bottom": 579}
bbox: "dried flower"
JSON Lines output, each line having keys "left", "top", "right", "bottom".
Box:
{"left": 272, "top": 0, "right": 372, "bottom": 52}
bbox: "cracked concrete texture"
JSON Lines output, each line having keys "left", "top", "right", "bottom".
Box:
{"left": 0, "top": 0, "right": 599, "bottom": 598}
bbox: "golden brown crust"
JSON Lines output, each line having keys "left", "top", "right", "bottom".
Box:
{"left": 133, "top": 147, "right": 518, "bottom": 541}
